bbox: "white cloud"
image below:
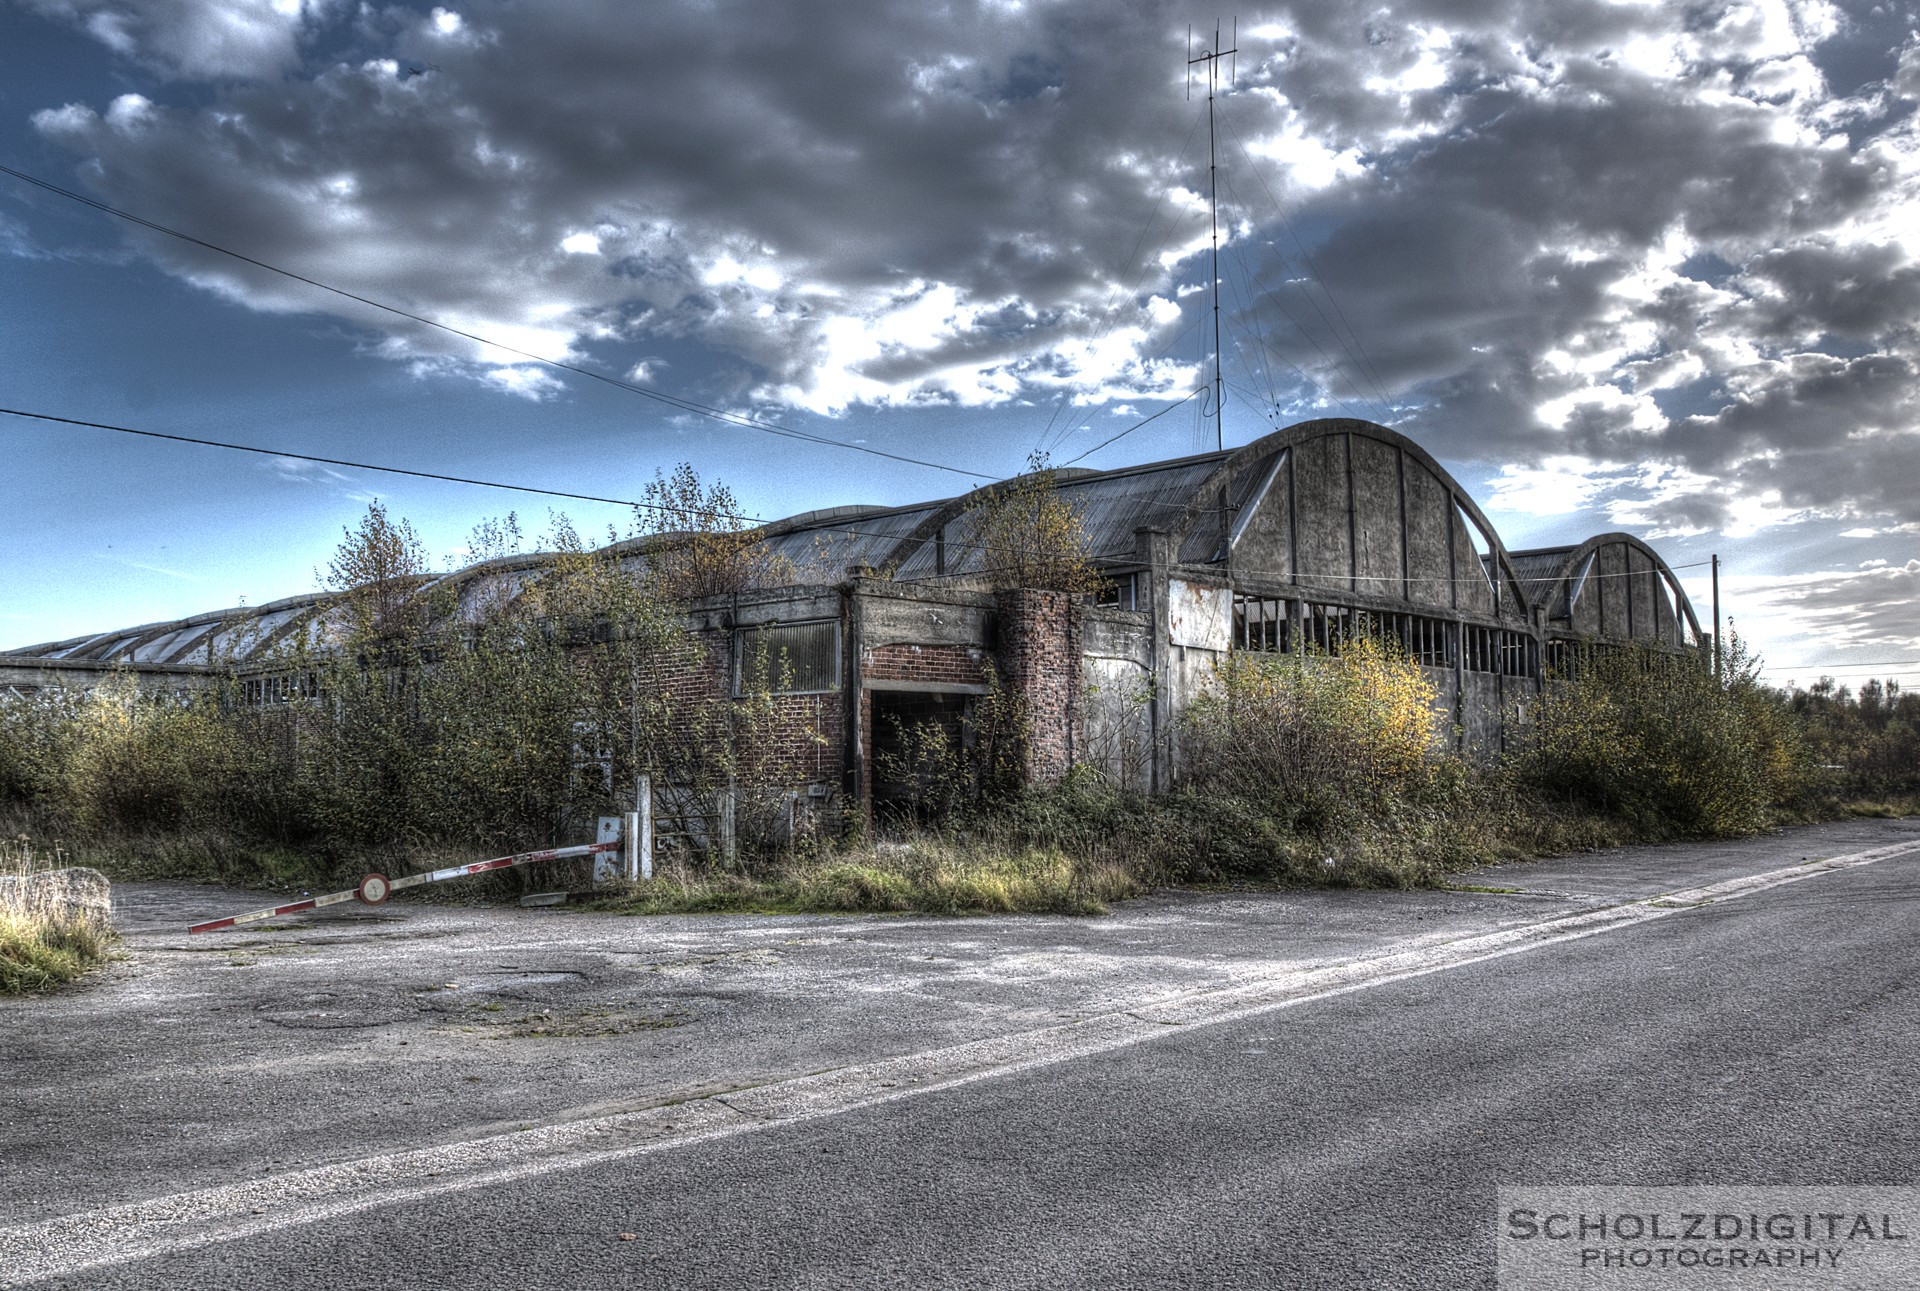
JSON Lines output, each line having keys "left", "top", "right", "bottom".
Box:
{"left": 480, "top": 365, "right": 562, "bottom": 400}
{"left": 17, "top": 0, "right": 1919, "bottom": 548}
{"left": 25, "top": 0, "right": 318, "bottom": 80}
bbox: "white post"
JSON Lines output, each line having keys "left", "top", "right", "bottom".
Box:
{"left": 635, "top": 774, "right": 653, "bottom": 881}
{"left": 719, "top": 784, "right": 737, "bottom": 868}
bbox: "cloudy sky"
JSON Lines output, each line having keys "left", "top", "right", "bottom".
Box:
{"left": 2, "top": 0, "right": 1916, "bottom": 690}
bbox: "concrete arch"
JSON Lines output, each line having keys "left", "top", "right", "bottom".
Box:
{"left": 1511, "top": 532, "right": 1704, "bottom": 648}
{"left": 1163, "top": 418, "right": 1534, "bottom": 622}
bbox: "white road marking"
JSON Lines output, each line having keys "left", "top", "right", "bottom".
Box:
{"left": 4, "top": 838, "right": 1915, "bottom": 1286}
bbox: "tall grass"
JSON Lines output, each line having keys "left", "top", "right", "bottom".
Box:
{"left": 597, "top": 838, "right": 1142, "bottom": 917}
{"left": 0, "top": 837, "right": 114, "bottom": 995}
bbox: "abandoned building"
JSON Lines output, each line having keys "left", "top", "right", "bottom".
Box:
{"left": 3, "top": 418, "right": 1706, "bottom": 806}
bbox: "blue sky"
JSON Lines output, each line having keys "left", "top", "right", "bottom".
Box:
{"left": 3, "top": 0, "right": 1918, "bottom": 691}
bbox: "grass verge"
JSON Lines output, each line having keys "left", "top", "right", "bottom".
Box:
{"left": 592, "top": 840, "right": 1144, "bottom": 917}
{"left": 1, "top": 843, "right": 116, "bottom": 995}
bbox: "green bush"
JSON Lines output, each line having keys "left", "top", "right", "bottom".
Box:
{"left": 1516, "top": 638, "right": 1813, "bottom": 838}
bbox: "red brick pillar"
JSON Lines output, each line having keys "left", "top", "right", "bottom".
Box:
{"left": 996, "top": 588, "right": 1081, "bottom": 786}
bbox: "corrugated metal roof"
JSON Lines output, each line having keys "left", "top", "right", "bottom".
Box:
{"left": 764, "top": 502, "right": 947, "bottom": 580}
{"left": 7, "top": 436, "right": 1689, "bottom": 664}
{"left": 890, "top": 456, "right": 1224, "bottom": 582}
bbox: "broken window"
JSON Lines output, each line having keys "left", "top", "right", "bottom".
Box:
{"left": 734, "top": 620, "right": 841, "bottom": 695}
{"left": 1231, "top": 594, "right": 1287, "bottom": 652}
{"left": 1093, "top": 572, "right": 1142, "bottom": 611}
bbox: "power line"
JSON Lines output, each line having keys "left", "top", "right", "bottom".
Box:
{"left": 1, "top": 406, "right": 650, "bottom": 510}
{"left": 1216, "top": 163, "right": 1392, "bottom": 425}
{"left": 0, "top": 403, "right": 1144, "bottom": 567}
{"left": 1056, "top": 390, "right": 1204, "bottom": 467}
{"left": 0, "top": 162, "right": 995, "bottom": 484}
{"left": 1034, "top": 114, "right": 1208, "bottom": 459}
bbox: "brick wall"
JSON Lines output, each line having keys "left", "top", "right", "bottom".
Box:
{"left": 995, "top": 589, "right": 1081, "bottom": 786}
{"left": 863, "top": 642, "right": 988, "bottom": 688}
{"left": 638, "top": 628, "right": 844, "bottom": 790}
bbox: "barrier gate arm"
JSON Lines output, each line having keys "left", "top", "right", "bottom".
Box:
{"left": 186, "top": 839, "right": 623, "bottom": 934}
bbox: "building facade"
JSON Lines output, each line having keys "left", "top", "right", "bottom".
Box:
{"left": 2, "top": 419, "right": 1706, "bottom": 809}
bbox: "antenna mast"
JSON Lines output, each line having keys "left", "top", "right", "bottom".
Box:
{"left": 1189, "top": 21, "right": 1236, "bottom": 453}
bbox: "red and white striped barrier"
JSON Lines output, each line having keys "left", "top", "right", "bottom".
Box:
{"left": 187, "top": 840, "right": 622, "bottom": 934}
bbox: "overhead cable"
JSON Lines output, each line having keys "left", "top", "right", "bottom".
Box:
{"left": 0, "top": 162, "right": 995, "bottom": 483}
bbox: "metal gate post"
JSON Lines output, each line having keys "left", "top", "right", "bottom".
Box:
{"left": 632, "top": 774, "right": 653, "bottom": 881}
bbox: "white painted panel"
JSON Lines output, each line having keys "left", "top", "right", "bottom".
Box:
{"left": 1166, "top": 578, "right": 1230, "bottom": 650}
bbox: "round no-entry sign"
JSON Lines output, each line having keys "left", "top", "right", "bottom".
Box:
{"left": 356, "top": 873, "right": 391, "bottom": 906}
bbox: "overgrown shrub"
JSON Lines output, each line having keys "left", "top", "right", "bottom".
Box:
{"left": 1182, "top": 635, "right": 1442, "bottom": 830}
{"left": 1515, "top": 637, "right": 1813, "bottom": 838}
{"left": 0, "top": 472, "right": 820, "bottom": 879}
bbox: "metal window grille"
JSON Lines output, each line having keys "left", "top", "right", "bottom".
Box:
{"left": 734, "top": 620, "right": 841, "bottom": 695}
{"left": 1231, "top": 594, "right": 1287, "bottom": 652}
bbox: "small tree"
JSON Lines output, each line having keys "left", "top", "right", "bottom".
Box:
{"left": 635, "top": 463, "right": 792, "bottom": 601}
{"left": 962, "top": 454, "right": 1105, "bottom": 595}
{"left": 323, "top": 501, "right": 432, "bottom": 642}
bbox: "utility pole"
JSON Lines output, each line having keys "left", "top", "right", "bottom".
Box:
{"left": 1189, "top": 21, "right": 1236, "bottom": 454}
{"left": 1711, "top": 553, "right": 1722, "bottom": 682}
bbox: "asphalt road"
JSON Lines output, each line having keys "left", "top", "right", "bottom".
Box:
{"left": 6, "top": 818, "right": 1919, "bottom": 1289}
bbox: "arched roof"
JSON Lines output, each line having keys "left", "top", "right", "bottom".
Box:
{"left": 1507, "top": 532, "right": 1703, "bottom": 644}
{"left": 6, "top": 421, "right": 1708, "bottom": 665}
{"left": 1161, "top": 419, "right": 1535, "bottom": 618}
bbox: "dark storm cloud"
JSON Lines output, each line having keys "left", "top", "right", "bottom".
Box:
{"left": 22, "top": 0, "right": 1920, "bottom": 532}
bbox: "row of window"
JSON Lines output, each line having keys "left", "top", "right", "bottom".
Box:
{"left": 241, "top": 672, "right": 322, "bottom": 705}
{"left": 236, "top": 605, "right": 1562, "bottom": 703}
{"left": 1231, "top": 596, "right": 1536, "bottom": 677}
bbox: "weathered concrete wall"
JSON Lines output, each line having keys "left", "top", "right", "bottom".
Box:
{"left": 1163, "top": 643, "right": 1224, "bottom": 784}
{"left": 1451, "top": 511, "right": 1496, "bottom": 617}
{"left": 1570, "top": 555, "right": 1601, "bottom": 637}
{"left": 1627, "top": 546, "right": 1654, "bottom": 642}
{"left": 1421, "top": 666, "right": 1461, "bottom": 748}
{"left": 1598, "top": 541, "right": 1630, "bottom": 639}
{"left": 1404, "top": 461, "right": 1454, "bottom": 612}
{"left": 1082, "top": 609, "right": 1152, "bottom": 669}
{"left": 856, "top": 588, "right": 992, "bottom": 650}
{"left": 1652, "top": 569, "right": 1679, "bottom": 644}
{"left": 1291, "top": 432, "right": 1352, "bottom": 594}
{"left": 1083, "top": 656, "right": 1155, "bottom": 792}
{"left": 1081, "top": 607, "right": 1156, "bottom": 791}
{"left": 1461, "top": 672, "right": 1504, "bottom": 757}
{"left": 0, "top": 658, "right": 213, "bottom": 697}
{"left": 1230, "top": 453, "right": 1293, "bottom": 582}
{"left": 1351, "top": 435, "right": 1403, "bottom": 594}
